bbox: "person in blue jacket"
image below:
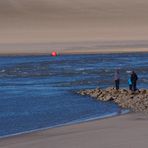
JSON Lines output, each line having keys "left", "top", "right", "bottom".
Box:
{"left": 128, "top": 77, "right": 132, "bottom": 90}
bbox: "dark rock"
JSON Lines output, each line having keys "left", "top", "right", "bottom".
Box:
{"left": 77, "top": 87, "right": 148, "bottom": 113}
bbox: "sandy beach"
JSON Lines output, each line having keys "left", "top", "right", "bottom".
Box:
{"left": 0, "top": 113, "right": 148, "bottom": 148}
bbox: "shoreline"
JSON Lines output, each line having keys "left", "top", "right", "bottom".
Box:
{"left": 0, "top": 49, "right": 148, "bottom": 56}
{"left": 1, "top": 112, "right": 148, "bottom": 148}
{"left": 0, "top": 109, "right": 130, "bottom": 139}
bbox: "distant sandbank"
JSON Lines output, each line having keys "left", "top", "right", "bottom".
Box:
{"left": 61, "top": 48, "right": 148, "bottom": 55}
{"left": 0, "top": 40, "right": 148, "bottom": 56}
{"left": 0, "top": 48, "right": 147, "bottom": 56}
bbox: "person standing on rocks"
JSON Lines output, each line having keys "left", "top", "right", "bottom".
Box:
{"left": 131, "top": 71, "right": 138, "bottom": 91}
{"left": 114, "top": 69, "right": 120, "bottom": 90}
{"left": 128, "top": 77, "right": 132, "bottom": 90}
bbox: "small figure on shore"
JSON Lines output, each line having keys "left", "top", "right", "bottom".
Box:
{"left": 114, "top": 69, "right": 120, "bottom": 90}
{"left": 128, "top": 77, "right": 132, "bottom": 90}
{"left": 131, "top": 71, "right": 138, "bottom": 91}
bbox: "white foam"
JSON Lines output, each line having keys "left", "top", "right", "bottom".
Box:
{"left": 0, "top": 69, "right": 5, "bottom": 72}
{"left": 126, "top": 70, "right": 132, "bottom": 74}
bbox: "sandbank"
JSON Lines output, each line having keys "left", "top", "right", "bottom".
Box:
{"left": 0, "top": 113, "right": 148, "bottom": 148}
{"left": 0, "top": 49, "right": 148, "bottom": 56}
{"left": 0, "top": 41, "right": 148, "bottom": 56}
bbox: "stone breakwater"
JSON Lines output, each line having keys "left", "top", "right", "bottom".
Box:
{"left": 77, "top": 87, "right": 148, "bottom": 113}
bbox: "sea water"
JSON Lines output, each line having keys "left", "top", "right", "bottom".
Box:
{"left": 0, "top": 53, "right": 148, "bottom": 137}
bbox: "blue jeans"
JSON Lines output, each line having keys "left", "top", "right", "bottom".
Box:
{"left": 132, "top": 81, "right": 137, "bottom": 91}
{"left": 115, "top": 79, "right": 120, "bottom": 90}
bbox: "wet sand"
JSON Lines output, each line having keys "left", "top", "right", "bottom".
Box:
{"left": 0, "top": 113, "right": 148, "bottom": 148}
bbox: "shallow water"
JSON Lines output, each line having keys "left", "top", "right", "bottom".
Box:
{"left": 0, "top": 53, "right": 147, "bottom": 137}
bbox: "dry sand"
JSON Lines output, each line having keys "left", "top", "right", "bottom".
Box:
{"left": 0, "top": 113, "right": 148, "bottom": 148}
{"left": 0, "top": 0, "right": 148, "bottom": 54}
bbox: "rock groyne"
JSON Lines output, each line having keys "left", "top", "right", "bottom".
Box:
{"left": 77, "top": 87, "right": 148, "bottom": 113}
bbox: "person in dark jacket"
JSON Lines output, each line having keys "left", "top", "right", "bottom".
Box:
{"left": 131, "top": 71, "right": 138, "bottom": 91}
{"left": 114, "top": 69, "right": 120, "bottom": 90}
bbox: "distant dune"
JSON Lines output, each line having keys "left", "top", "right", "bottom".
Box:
{"left": 0, "top": 0, "right": 148, "bottom": 54}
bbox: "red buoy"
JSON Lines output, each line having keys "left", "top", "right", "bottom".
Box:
{"left": 51, "top": 51, "right": 57, "bottom": 56}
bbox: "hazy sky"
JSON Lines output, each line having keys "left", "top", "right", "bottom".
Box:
{"left": 0, "top": 0, "right": 148, "bottom": 53}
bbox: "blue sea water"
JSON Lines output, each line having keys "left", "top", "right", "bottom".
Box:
{"left": 0, "top": 53, "right": 148, "bottom": 137}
